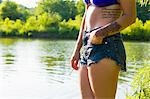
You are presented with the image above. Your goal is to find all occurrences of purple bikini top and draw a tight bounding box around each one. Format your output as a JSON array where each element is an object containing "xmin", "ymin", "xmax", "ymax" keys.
[{"xmin": 83, "ymin": 0, "xmax": 119, "ymax": 7}]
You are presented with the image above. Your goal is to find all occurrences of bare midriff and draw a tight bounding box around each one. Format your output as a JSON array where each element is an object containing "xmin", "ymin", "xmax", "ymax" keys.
[{"xmin": 85, "ymin": 4, "xmax": 122, "ymax": 31}]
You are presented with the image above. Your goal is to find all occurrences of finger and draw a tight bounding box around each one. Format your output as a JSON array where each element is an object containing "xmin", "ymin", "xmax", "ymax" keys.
[
  {"xmin": 71, "ymin": 61, "xmax": 75, "ymax": 69},
  {"xmin": 73, "ymin": 60, "xmax": 79, "ymax": 70},
  {"xmin": 71, "ymin": 59, "xmax": 78, "ymax": 70},
  {"xmin": 70, "ymin": 58, "xmax": 75, "ymax": 68}
]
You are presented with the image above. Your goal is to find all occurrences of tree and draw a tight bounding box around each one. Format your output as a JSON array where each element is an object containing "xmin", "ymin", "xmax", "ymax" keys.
[
  {"xmin": 138, "ymin": 0, "xmax": 149, "ymax": 6},
  {"xmin": 136, "ymin": 0, "xmax": 150, "ymax": 22},
  {"xmin": 35, "ymin": 0, "xmax": 77, "ymax": 21},
  {"xmin": 0, "ymin": 1, "xmax": 30, "ymax": 21},
  {"xmin": 137, "ymin": 2, "xmax": 150, "ymax": 23},
  {"xmin": 17, "ymin": 5, "xmax": 31, "ymax": 21},
  {"xmin": 76, "ymin": 0, "xmax": 85, "ymax": 16}
]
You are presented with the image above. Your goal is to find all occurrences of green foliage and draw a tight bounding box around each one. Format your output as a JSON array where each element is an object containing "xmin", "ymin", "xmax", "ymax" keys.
[
  {"xmin": 0, "ymin": 1, "xmax": 30, "ymax": 21},
  {"xmin": 36, "ymin": 0, "xmax": 77, "ymax": 21},
  {"xmin": 0, "ymin": 17, "xmax": 25, "ymax": 36},
  {"xmin": 0, "ymin": 0, "xmax": 149, "ymax": 39},
  {"xmin": 136, "ymin": 2, "xmax": 150, "ymax": 23},
  {"xmin": 20, "ymin": 12, "xmax": 61, "ymax": 36},
  {"xmin": 58, "ymin": 15, "xmax": 82, "ymax": 39},
  {"xmin": 0, "ymin": 12, "xmax": 61, "ymax": 37},
  {"xmin": 143, "ymin": 20, "xmax": 150, "ymax": 38},
  {"xmin": 17, "ymin": 6, "xmax": 31, "ymax": 21},
  {"xmin": 0, "ymin": 1, "xmax": 18, "ymax": 20},
  {"xmin": 121, "ymin": 18, "xmax": 150, "ymax": 41},
  {"xmin": 127, "ymin": 66, "xmax": 150, "ymax": 99},
  {"xmin": 0, "ymin": 18, "xmax": 15, "ymax": 35},
  {"xmin": 76, "ymin": 0, "xmax": 85, "ymax": 16},
  {"xmin": 121, "ymin": 18, "xmax": 143, "ymax": 35},
  {"xmin": 34, "ymin": 2, "xmax": 45, "ymax": 16},
  {"xmin": 13, "ymin": 19, "xmax": 24, "ymax": 35},
  {"xmin": 137, "ymin": 0, "xmax": 150, "ymax": 6}
]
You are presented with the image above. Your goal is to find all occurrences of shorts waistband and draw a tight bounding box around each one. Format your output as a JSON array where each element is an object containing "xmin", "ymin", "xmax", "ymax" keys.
[
  {"xmin": 84, "ymin": 26, "xmax": 102, "ymax": 33},
  {"xmin": 84, "ymin": 27, "xmax": 121, "ymax": 39}
]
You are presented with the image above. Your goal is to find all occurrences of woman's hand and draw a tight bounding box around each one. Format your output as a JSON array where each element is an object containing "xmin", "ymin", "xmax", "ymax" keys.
[
  {"xmin": 70, "ymin": 51, "xmax": 80, "ymax": 70},
  {"xmin": 88, "ymin": 31, "xmax": 104, "ymax": 45}
]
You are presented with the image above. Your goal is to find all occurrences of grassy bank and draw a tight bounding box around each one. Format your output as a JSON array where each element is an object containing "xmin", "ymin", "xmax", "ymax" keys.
[
  {"xmin": 0, "ymin": 1, "xmax": 149, "ymax": 41},
  {"xmin": 127, "ymin": 66, "xmax": 150, "ymax": 99},
  {"xmin": 0, "ymin": 17, "xmax": 150, "ymax": 41}
]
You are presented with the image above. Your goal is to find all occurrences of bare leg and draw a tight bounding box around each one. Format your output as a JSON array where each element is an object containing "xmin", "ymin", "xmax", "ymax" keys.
[
  {"xmin": 87, "ymin": 58, "xmax": 121, "ymax": 99},
  {"xmin": 79, "ymin": 65, "xmax": 95, "ymax": 99}
]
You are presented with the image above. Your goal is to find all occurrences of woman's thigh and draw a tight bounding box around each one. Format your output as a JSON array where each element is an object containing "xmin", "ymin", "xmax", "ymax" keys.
[
  {"xmin": 79, "ymin": 66, "xmax": 94, "ymax": 99},
  {"xmin": 87, "ymin": 58, "xmax": 121, "ymax": 99}
]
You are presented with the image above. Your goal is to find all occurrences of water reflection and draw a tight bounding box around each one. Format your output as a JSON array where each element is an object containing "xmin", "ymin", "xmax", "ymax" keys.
[
  {"xmin": 2, "ymin": 52, "xmax": 15, "ymax": 64},
  {"xmin": 119, "ymin": 42, "xmax": 150, "ymax": 83},
  {"xmin": 0, "ymin": 38, "xmax": 17, "ymax": 46},
  {"xmin": 38, "ymin": 40, "xmax": 75, "ymax": 83},
  {"xmin": 0, "ymin": 38, "xmax": 17, "ymax": 65},
  {"xmin": 0, "ymin": 38, "xmax": 150, "ymax": 99},
  {"xmin": 41, "ymin": 56, "xmax": 65, "ymax": 66}
]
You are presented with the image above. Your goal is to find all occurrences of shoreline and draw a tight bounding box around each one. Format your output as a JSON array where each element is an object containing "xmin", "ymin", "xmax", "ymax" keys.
[{"xmin": 0, "ymin": 35, "xmax": 150, "ymax": 42}]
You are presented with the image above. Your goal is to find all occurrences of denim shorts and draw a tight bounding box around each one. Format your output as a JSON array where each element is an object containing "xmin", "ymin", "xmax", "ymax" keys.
[{"xmin": 80, "ymin": 31, "xmax": 127, "ymax": 72}]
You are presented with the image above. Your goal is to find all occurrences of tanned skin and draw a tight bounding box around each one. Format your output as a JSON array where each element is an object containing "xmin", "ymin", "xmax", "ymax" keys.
[
  {"xmin": 89, "ymin": 0, "xmax": 136, "ymax": 44},
  {"xmin": 71, "ymin": 0, "xmax": 136, "ymax": 98}
]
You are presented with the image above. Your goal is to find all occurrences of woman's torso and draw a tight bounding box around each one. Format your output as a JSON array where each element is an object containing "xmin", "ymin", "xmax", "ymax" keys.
[{"xmin": 84, "ymin": 0, "xmax": 122, "ymax": 31}]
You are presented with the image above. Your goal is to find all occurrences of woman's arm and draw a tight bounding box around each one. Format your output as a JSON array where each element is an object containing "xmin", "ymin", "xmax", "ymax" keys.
[
  {"xmin": 95, "ymin": 0, "xmax": 137, "ymax": 37},
  {"xmin": 73, "ymin": 5, "xmax": 89, "ymax": 53},
  {"xmin": 71, "ymin": 5, "xmax": 90, "ymax": 70}
]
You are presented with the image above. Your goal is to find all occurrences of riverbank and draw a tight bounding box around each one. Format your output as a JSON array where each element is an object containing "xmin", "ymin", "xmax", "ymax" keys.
[
  {"xmin": 0, "ymin": 18, "xmax": 150, "ymax": 41},
  {"xmin": 0, "ymin": 1, "xmax": 149, "ymax": 42},
  {"xmin": 1, "ymin": 33, "xmax": 150, "ymax": 42}
]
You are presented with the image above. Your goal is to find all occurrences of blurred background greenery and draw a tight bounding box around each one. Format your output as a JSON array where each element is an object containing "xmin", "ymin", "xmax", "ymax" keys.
[
  {"xmin": 0, "ymin": 0, "xmax": 149, "ymax": 99},
  {"xmin": 0, "ymin": 0, "xmax": 149, "ymax": 40}
]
